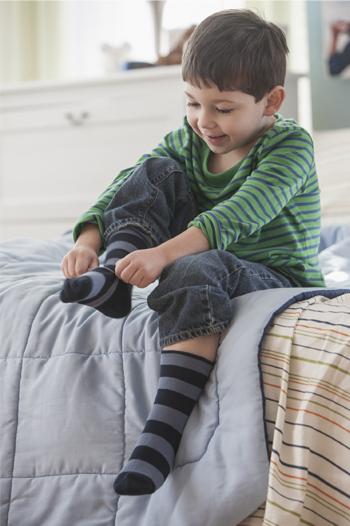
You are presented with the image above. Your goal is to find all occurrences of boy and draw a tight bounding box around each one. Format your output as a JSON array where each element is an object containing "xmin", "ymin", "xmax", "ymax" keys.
[{"xmin": 60, "ymin": 9, "xmax": 325, "ymax": 496}]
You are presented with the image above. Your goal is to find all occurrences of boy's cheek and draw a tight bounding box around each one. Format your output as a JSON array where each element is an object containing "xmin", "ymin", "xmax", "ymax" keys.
[
  {"xmin": 186, "ymin": 110, "xmax": 195, "ymax": 126},
  {"xmin": 186, "ymin": 117, "xmax": 200, "ymax": 136},
  {"xmin": 186, "ymin": 114, "xmax": 194, "ymax": 128}
]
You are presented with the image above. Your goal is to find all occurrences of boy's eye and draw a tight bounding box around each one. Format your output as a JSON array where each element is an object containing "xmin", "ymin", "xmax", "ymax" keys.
[
  {"xmin": 186, "ymin": 102, "xmax": 234, "ymax": 113},
  {"xmin": 216, "ymin": 108, "xmax": 234, "ymax": 114}
]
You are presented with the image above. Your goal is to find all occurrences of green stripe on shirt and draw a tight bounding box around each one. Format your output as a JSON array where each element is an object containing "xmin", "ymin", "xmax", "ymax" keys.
[{"xmin": 73, "ymin": 114, "xmax": 325, "ymax": 287}]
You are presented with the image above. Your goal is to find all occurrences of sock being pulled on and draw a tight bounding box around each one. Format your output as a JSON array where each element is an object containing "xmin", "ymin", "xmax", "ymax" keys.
[
  {"xmin": 113, "ymin": 349, "xmax": 214, "ymax": 495},
  {"xmin": 60, "ymin": 227, "xmax": 149, "ymax": 318}
]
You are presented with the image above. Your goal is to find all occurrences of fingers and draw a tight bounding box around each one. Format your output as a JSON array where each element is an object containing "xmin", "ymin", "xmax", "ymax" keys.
[
  {"xmin": 118, "ymin": 262, "xmax": 138, "ymax": 284},
  {"xmin": 61, "ymin": 252, "xmax": 98, "ymax": 278},
  {"xmin": 124, "ymin": 269, "xmax": 148, "ymax": 288},
  {"xmin": 115, "ymin": 259, "xmax": 149, "ymax": 287},
  {"xmin": 61, "ymin": 255, "xmax": 72, "ymax": 278},
  {"xmin": 67, "ymin": 255, "xmax": 78, "ymax": 277},
  {"xmin": 77, "ymin": 254, "xmax": 98, "ymax": 275},
  {"xmin": 115, "ymin": 256, "xmax": 132, "ymax": 279},
  {"xmin": 61, "ymin": 257, "xmax": 76, "ymax": 278},
  {"xmin": 129, "ymin": 270, "xmax": 147, "ymax": 288}
]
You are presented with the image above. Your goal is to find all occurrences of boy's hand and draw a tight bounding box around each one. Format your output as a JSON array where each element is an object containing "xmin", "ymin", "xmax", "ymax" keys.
[
  {"xmin": 61, "ymin": 246, "xmax": 99, "ymax": 278},
  {"xmin": 115, "ymin": 247, "xmax": 168, "ymax": 288}
]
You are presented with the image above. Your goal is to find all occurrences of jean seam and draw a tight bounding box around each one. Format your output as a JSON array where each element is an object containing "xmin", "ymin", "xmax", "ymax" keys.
[
  {"xmin": 159, "ymin": 322, "xmax": 229, "ymax": 347},
  {"xmin": 207, "ymin": 261, "xmax": 245, "ymax": 289},
  {"xmin": 245, "ymin": 272, "xmax": 291, "ymax": 285},
  {"xmin": 104, "ymin": 220, "xmax": 161, "ymax": 246},
  {"xmin": 147, "ymin": 160, "xmax": 184, "ymax": 186},
  {"xmin": 212, "ymin": 253, "xmax": 291, "ymax": 286},
  {"xmin": 221, "ymin": 266, "xmax": 290, "ymax": 296},
  {"xmin": 205, "ymin": 285, "xmax": 214, "ymax": 326},
  {"xmin": 139, "ymin": 165, "xmax": 188, "ymax": 220},
  {"xmin": 138, "ymin": 187, "xmax": 159, "ymax": 222}
]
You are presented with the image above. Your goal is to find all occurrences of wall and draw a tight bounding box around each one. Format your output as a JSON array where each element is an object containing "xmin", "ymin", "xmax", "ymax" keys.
[
  {"xmin": 307, "ymin": 0, "xmax": 349, "ymax": 130},
  {"xmin": 0, "ymin": 1, "xmax": 62, "ymax": 83}
]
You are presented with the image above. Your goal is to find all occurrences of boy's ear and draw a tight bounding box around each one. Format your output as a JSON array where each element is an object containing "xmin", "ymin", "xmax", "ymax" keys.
[{"xmin": 263, "ymin": 86, "xmax": 286, "ymax": 116}]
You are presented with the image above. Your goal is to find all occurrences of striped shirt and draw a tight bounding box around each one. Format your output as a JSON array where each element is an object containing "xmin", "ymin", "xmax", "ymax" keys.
[{"xmin": 74, "ymin": 114, "xmax": 325, "ymax": 287}]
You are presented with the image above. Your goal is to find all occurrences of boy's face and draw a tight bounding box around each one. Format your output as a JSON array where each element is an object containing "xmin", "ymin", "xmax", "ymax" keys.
[{"xmin": 184, "ymin": 82, "xmax": 274, "ymax": 161}]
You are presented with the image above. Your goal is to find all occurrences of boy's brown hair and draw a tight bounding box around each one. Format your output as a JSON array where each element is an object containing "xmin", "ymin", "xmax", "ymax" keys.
[{"xmin": 182, "ymin": 9, "xmax": 289, "ymax": 101}]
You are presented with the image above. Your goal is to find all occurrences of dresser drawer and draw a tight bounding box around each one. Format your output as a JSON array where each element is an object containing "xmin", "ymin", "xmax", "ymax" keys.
[{"xmin": 0, "ymin": 72, "xmax": 184, "ymax": 133}]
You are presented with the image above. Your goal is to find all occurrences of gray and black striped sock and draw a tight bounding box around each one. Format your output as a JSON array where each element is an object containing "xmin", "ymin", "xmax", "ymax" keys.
[
  {"xmin": 113, "ymin": 350, "xmax": 214, "ymax": 495},
  {"xmin": 60, "ymin": 227, "xmax": 149, "ymax": 318}
]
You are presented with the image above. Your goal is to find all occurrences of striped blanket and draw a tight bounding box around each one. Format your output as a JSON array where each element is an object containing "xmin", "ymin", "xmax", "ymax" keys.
[{"xmin": 241, "ymin": 293, "xmax": 350, "ymax": 526}]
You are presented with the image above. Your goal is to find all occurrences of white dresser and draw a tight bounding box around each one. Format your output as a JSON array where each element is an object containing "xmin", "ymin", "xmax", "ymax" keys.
[
  {"xmin": 0, "ymin": 66, "xmax": 185, "ymax": 240},
  {"xmin": 0, "ymin": 66, "xmax": 301, "ymax": 240}
]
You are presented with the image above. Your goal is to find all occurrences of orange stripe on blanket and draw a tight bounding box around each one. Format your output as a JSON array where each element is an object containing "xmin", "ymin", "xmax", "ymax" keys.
[
  {"xmin": 270, "ymin": 460, "xmax": 350, "ymax": 511},
  {"xmin": 270, "ymin": 459, "xmax": 307, "ymax": 482},
  {"xmin": 297, "ymin": 322, "xmax": 350, "ymax": 338},
  {"xmin": 288, "ymin": 378, "xmax": 350, "ymax": 404},
  {"xmin": 308, "ymin": 482, "xmax": 350, "ymax": 511},
  {"xmin": 286, "ymin": 406, "xmax": 350, "ymax": 433}
]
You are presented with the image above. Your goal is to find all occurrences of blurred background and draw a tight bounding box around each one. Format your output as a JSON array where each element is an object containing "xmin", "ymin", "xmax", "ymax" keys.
[
  {"xmin": 0, "ymin": 0, "xmax": 349, "ymax": 240},
  {"xmin": 0, "ymin": 0, "xmax": 309, "ymax": 81},
  {"xmin": 1, "ymin": 0, "xmax": 349, "ymax": 129}
]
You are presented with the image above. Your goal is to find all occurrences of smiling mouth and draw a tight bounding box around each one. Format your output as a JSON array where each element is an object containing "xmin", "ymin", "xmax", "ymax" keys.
[{"xmin": 205, "ymin": 134, "xmax": 227, "ymax": 144}]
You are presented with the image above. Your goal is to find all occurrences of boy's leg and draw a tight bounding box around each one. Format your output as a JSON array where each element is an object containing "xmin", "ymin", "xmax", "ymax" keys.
[
  {"xmin": 60, "ymin": 157, "xmax": 197, "ymax": 317},
  {"xmin": 114, "ymin": 250, "xmax": 293, "ymax": 495},
  {"xmin": 114, "ymin": 334, "xmax": 218, "ymax": 495}
]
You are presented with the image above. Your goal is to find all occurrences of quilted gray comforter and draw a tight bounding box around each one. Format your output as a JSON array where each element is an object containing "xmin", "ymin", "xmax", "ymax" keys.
[{"xmin": 0, "ymin": 230, "xmax": 348, "ymax": 526}]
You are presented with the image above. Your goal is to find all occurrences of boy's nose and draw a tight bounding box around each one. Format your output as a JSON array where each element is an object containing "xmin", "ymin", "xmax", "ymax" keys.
[{"xmin": 198, "ymin": 112, "xmax": 216, "ymax": 130}]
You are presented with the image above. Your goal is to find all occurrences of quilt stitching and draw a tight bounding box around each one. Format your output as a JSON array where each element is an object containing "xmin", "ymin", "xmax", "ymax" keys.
[{"xmin": 5, "ymin": 293, "xmax": 53, "ymax": 526}]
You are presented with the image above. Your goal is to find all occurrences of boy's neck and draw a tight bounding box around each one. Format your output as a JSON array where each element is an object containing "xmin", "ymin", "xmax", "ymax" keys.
[{"xmin": 208, "ymin": 150, "xmax": 246, "ymax": 174}]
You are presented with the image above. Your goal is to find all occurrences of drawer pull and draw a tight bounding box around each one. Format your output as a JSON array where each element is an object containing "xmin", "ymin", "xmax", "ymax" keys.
[{"xmin": 65, "ymin": 112, "xmax": 90, "ymax": 126}]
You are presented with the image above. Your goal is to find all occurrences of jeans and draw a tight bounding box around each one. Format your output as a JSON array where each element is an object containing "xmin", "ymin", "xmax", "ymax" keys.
[{"xmin": 104, "ymin": 157, "xmax": 294, "ymax": 347}]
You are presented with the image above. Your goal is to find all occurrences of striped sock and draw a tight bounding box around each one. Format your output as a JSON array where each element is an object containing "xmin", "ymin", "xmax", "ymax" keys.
[
  {"xmin": 60, "ymin": 227, "xmax": 149, "ymax": 318},
  {"xmin": 113, "ymin": 350, "xmax": 214, "ymax": 495}
]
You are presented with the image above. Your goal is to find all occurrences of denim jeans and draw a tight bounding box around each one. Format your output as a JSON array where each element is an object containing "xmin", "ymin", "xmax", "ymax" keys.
[{"xmin": 104, "ymin": 157, "xmax": 294, "ymax": 347}]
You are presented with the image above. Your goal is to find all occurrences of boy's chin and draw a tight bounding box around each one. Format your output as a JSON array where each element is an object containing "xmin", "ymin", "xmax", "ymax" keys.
[{"xmin": 207, "ymin": 143, "xmax": 234, "ymax": 154}]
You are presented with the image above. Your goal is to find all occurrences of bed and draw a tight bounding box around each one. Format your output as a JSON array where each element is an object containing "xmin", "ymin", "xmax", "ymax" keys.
[{"xmin": 1, "ymin": 128, "xmax": 350, "ymax": 526}]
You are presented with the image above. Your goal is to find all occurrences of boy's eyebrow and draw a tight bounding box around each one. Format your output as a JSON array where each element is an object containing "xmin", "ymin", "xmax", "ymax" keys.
[{"xmin": 184, "ymin": 91, "xmax": 238, "ymax": 104}]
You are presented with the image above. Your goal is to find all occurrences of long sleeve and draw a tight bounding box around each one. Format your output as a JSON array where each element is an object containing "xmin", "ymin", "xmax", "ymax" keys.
[{"xmin": 188, "ymin": 130, "xmax": 314, "ymax": 251}]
